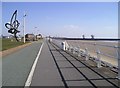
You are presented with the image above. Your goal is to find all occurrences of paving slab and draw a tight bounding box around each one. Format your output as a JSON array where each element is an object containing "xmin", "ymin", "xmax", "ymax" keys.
[
  {"xmin": 61, "ymin": 68, "xmax": 85, "ymax": 80},
  {"xmin": 78, "ymin": 68, "xmax": 102, "ymax": 79},
  {"xmin": 67, "ymin": 81, "xmax": 93, "ymax": 86},
  {"xmin": 91, "ymin": 80, "xmax": 114, "ymax": 86},
  {"xmin": 57, "ymin": 61, "xmax": 73, "ymax": 68},
  {"xmin": 70, "ymin": 61, "xmax": 86, "ymax": 67}
]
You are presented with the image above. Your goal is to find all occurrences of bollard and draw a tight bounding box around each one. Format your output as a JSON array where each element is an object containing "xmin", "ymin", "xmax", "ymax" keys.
[
  {"xmin": 85, "ymin": 48, "xmax": 89, "ymax": 60},
  {"xmin": 96, "ymin": 49, "xmax": 102, "ymax": 68}
]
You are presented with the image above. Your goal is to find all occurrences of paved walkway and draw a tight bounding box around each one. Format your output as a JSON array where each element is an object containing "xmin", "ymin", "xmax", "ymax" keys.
[
  {"xmin": 2, "ymin": 39, "xmax": 119, "ymax": 87},
  {"xmin": 30, "ymin": 40, "xmax": 119, "ymax": 87},
  {"xmin": 31, "ymin": 40, "xmax": 63, "ymax": 86}
]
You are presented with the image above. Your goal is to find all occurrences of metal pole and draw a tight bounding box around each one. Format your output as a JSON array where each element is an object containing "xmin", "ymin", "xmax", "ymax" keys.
[{"xmin": 23, "ymin": 12, "xmax": 26, "ymax": 43}]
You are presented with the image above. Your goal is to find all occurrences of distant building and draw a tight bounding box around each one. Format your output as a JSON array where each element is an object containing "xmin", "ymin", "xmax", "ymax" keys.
[
  {"xmin": 2, "ymin": 36, "xmax": 10, "ymax": 39},
  {"xmin": 25, "ymin": 34, "xmax": 36, "ymax": 41},
  {"xmin": 36, "ymin": 34, "xmax": 42, "ymax": 40},
  {"xmin": 9, "ymin": 35, "xmax": 14, "ymax": 38}
]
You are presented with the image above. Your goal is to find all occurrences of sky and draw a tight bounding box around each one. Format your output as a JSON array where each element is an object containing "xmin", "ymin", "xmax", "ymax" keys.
[{"xmin": 2, "ymin": 2, "xmax": 118, "ymax": 38}]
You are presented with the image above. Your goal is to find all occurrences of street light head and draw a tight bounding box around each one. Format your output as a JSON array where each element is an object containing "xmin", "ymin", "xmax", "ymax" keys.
[{"xmin": 23, "ymin": 14, "xmax": 27, "ymax": 17}]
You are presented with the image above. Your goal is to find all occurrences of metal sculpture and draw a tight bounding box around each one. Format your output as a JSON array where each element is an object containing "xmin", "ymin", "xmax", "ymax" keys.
[{"xmin": 5, "ymin": 10, "xmax": 20, "ymax": 41}]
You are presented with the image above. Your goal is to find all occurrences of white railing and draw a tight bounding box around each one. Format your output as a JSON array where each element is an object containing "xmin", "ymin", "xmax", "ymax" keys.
[
  {"xmin": 50, "ymin": 38, "xmax": 120, "ymax": 79},
  {"xmin": 68, "ymin": 42, "xmax": 118, "ymax": 67}
]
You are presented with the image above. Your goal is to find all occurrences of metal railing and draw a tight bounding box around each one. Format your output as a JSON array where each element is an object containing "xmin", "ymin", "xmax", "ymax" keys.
[{"xmin": 49, "ymin": 37, "xmax": 120, "ymax": 79}]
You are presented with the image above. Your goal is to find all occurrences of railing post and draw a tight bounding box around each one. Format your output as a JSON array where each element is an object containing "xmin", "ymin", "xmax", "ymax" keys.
[
  {"xmin": 71, "ymin": 46, "xmax": 73, "ymax": 53},
  {"xmin": 65, "ymin": 41, "xmax": 69, "ymax": 50},
  {"xmin": 118, "ymin": 54, "xmax": 120, "ymax": 80},
  {"xmin": 114, "ymin": 45, "xmax": 120, "ymax": 80},
  {"xmin": 48, "ymin": 37, "xmax": 52, "ymax": 42},
  {"xmin": 116, "ymin": 45, "xmax": 120, "ymax": 80},
  {"xmin": 73, "ymin": 47, "xmax": 76, "ymax": 54},
  {"xmin": 69, "ymin": 46, "xmax": 73, "ymax": 52},
  {"xmin": 78, "ymin": 47, "xmax": 81, "ymax": 57},
  {"xmin": 61, "ymin": 42, "xmax": 66, "ymax": 50},
  {"xmin": 68, "ymin": 46, "xmax": 71, "ymax": 52},
  {"xmin": 85, "ymin": 48, "xmax": 89, "ymax": 60},
  {"xmin": 96, "ymin": 49, "xmax": 102, "ymax": 68},
  {"xmin": 94, "ymin": 42, "xmax": 101, "ymax": 68}
]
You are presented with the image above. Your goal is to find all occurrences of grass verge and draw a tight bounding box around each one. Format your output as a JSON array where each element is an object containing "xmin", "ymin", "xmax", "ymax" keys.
[{"xmin": 2, "ymin": 38, "xmax": 29, "ymax": 51}]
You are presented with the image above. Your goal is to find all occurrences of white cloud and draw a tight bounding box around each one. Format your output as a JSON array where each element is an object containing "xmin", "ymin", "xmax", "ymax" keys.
[{"xmin": 63, "ymin": 24, "xmax": 80, "ymax": 30}]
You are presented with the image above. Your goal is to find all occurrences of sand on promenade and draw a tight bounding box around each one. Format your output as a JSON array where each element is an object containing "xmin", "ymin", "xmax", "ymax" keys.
[
  {"xmin": 66, "ymin": 40, "xmax": 118, "ymax": 67},
  {"xmin": 52, "ymin": 39, "xmax": 118, "ymax": 67}
]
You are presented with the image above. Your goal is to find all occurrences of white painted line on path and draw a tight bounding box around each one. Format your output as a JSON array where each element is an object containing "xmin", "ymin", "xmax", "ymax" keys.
[{"xmin": 24, "ymin": 42, "xmax": 44, "ymax": 87}]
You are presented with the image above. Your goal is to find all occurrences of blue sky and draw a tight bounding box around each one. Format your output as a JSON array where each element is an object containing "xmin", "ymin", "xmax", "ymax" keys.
[{"xmin": 2, "ymin": 2, "xmax": 118, "ymax": 38}]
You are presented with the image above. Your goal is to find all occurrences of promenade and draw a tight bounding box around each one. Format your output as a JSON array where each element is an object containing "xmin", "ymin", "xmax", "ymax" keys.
[
  {"xmin": 30, "ymin": 39, "xmax": 119, "ymax": 87},
  {"xmin": 2, "ymin": 39, "xmax": 119, "ymax": 87}
]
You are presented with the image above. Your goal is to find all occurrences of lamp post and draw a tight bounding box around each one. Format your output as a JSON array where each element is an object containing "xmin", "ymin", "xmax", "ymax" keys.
[
  {"xmin": 34, "ymin": 27, "xmax": 37, "ymax": 35},
  {"xmin": 23, "ymin": 12, "xmax": 26, "ymax": 43}
]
